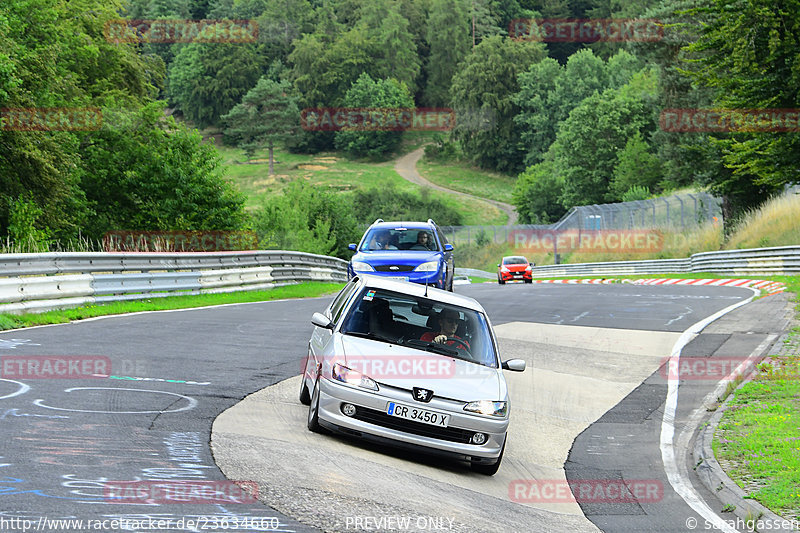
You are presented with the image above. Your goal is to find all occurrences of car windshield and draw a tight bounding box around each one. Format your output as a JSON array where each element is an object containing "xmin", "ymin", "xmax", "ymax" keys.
[
  {"xmin": 503, "ymin": 257, "xmax": 528, "ymax": 265},
  {"xmin": 340, "ymin": 287, "xmax": 498, "ymax": 368},
  {"xmin": 360, "ymin": 228, "xmax": 440, "ymax": 252}
]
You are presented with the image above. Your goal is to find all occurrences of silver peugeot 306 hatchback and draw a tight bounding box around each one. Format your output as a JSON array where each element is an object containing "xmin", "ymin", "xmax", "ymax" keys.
[{"xmin": 299, "ymin": 275, "xmax": 526, "ymax": 475}]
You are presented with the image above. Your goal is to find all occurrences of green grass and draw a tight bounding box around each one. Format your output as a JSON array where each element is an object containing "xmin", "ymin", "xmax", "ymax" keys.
[
  {"xmin": 216, "ymin": 141, "xmax": 507, "ymax": 225},
  {"xmin": 712, "ymin": 275, "xmax": 800, "ymax": 519},
  {"xmin": 417, "ymin": 157, "xmax": 517, "ymax": 204},
  {"xmin": 0, "ymin": 282, "xmax": 344, "ymax": 331}
]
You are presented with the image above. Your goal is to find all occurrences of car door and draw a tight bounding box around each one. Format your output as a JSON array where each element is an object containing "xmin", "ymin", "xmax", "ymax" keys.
[{"xmin": 435, "ymin": 224, "xmax": 455, "ymax": 288}]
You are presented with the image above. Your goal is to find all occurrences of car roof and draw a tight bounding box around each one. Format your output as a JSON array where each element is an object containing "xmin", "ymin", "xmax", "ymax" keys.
[
  {"xmin": 354, "ymin": 275, "xmax": 485, "ymax": 312},
  {"xmin": 369, "ymin": 221, "xmax": 435, "ymax": 230},
  {"xmin": 502, "ymin": 255, "xmax": 528, "ymax": 261}
]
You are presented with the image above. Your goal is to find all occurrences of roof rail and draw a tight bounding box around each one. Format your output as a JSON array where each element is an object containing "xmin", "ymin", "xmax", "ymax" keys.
[{"xmin": 373, "ymin": 218, "xmax": 384, "ymax": 225}]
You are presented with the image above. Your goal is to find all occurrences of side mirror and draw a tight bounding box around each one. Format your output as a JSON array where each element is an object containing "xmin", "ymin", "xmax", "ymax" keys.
[
  {"xmin": 502, "ymin": 359, "xmax": 526, "ymax": 372},
  {"xmin": 311, "ymin": 312, "xmax": 333, "ymax": 330},
  {"xmin": 497, "ymin": 264, "xmax": 501, "ymax": 267},
  {"xmin": 348, "ymin": 243, "xmax": 357, "ymax": 251},
  {"xmin": 444, "ymin": 244, "xmax": 454, "ymax": 252}
]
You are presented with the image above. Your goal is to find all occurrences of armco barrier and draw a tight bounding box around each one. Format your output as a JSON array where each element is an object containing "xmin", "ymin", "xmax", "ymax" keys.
[
  {"xmin": 0, "ymin": 251, "xmax": 349, "ymax": 314},
  {"xmin": 531, "ymin": 246, "xmax": 800, "ymax": 278}
]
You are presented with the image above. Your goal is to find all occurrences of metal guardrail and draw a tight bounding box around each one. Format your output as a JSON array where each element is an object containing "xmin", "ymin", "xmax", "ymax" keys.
[
  {"xmin": 529, "ymin": 246, "xmax": 800, "ymax": 278},
  {"xmin": 0, "ymin": 251, "xmax": 349, "ymax": 314}
]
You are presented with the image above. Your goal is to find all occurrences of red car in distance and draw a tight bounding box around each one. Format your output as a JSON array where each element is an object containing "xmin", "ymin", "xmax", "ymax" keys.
[{"xmin": 497, "ymin": 256, "xmax": 533, "ymax": 284}]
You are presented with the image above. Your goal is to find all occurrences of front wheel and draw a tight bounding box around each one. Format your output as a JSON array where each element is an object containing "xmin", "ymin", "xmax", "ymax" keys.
[
  {"xmin": 307, "ymin": 378, "xmax": 322, "ymax": 433},
  {"xmin": 524, "ymin": 278, "xmax": 532, "ymax": 284},
  {"xmin": 498, "ymin": 277, "xmax": 505, "ymax": 285},
  {"xmin": 299, "ymin": 374, "xmax": 311, "ymax": 405},
  {"xmin": 471, "ymin": 438, "xmax": 505, "ymax": 475}
]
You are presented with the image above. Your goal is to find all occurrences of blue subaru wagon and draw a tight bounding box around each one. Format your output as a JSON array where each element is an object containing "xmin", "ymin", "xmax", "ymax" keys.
[{"xmin": 347, "ymin": 219, "xmax": 455, "ymax": 291}]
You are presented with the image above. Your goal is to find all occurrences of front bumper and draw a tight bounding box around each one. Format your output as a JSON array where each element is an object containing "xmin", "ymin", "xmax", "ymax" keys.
[
  {"xmin": 349, "ymin": 268, "xmax": 446, "ymax": 289},
  {"xmin": 499, "ymin": 270, "xmax": 532, "ymax": 281},
  {"xmin": 317, "ymin": 377, "xmax": 507, "ymax": 461}
]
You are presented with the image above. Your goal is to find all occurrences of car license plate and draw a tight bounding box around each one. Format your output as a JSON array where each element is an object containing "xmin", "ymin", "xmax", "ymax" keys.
[
  {"xmin": 387, "ymin": 402, "xmax": 449, "ymax": 427},
  {"xmin": 385, "ymin": 276, "xmax": 409, "ymax": 282}
]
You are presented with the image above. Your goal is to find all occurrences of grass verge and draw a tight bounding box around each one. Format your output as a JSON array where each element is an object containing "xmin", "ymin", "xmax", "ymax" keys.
[
  {"xmin": 0, "ymin": 282, "xmax": 344, "ymax": 331},
  {"xmin": 416, "ymin": 157, "xmax": 516, "ymax": 204},
  {"xmin": 712, "ymin": 274, "xmax": 800, "ymax": 519}
]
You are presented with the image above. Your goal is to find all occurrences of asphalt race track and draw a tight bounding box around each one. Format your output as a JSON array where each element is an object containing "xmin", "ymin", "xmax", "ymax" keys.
[{"xmin": 0, "ymin": 283, "xmax": 792, "ymax": 532}]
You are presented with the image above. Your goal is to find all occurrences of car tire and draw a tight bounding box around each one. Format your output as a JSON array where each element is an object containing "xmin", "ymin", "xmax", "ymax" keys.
[
  {"xmin": 498, "ymin": 277, "xmax": 505, "ymax": 285},
  {"xmin": 471, "ymin": 439, "xmax": 505, "ymax": 476},
  {"xmin": 307, "ymin": 377, "xmax": 322, "ymax": 433},
  {"xmin": 524, "ymin": 279, "xmax": 532, "ymax": 284},
  {"xmin": 299, "ymin": 374, "xmax": 311, "ymax": 406}
]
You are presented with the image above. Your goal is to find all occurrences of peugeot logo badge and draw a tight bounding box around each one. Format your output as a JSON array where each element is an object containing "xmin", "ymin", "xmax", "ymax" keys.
[{"xmin": 412, "ymin": 387, "xmax": 433, "ymax": 403}]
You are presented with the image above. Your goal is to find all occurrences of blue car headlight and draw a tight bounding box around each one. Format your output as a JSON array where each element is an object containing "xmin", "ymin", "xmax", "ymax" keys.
[{"xmin": 414, "ymin": 260, "xmax": 439, "ymax": 272}]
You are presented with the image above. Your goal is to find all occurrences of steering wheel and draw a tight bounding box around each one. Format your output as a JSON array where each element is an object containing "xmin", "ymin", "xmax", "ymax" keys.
[
  {"xmin": 410, "ymin": 244, "xmax": 428, "ymax": 250},
  {"xmin": 443, "ymin": 337, "xmax": 469, "ymax": 350}
]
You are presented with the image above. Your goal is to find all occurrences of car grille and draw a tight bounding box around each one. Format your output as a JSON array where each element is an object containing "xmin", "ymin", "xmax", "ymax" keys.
[
  {"xmin": 351, "ymin": 406, "xmax": 476, "ymax": 444},
  {"xmin": 374, "ymin": 265, "xmax": 416, "ymax": 272}
]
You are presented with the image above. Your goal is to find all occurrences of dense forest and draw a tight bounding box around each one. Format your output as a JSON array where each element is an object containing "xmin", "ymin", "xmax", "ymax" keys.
[{"xmin": 1, "ymin": 0, "xmax": 798, "ymax": 255}]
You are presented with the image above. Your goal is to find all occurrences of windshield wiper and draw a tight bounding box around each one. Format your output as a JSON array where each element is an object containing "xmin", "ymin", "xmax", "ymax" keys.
[
  {"xmin": 343, "ymin": 331, "xmax": 398, "ymax": 344},
  {"xmin": 404, "ymin": 339, "xmax": 458, "ymax": 357}
]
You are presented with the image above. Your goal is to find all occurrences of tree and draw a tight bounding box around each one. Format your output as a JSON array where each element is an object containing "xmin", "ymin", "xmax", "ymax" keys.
[
  {"xmin": 683, "ymin": 0, "xmax": 800, "ymax": 215},
  {"xmin": 358, "ymin": 0, "xmax": 421, "ymax": 94},
  {"xmin": 76, "ymin": 102, "xmax": 247, "ymax": 238},
  {"xmin": 222, "ymin": 78, "xmax": 300, "ymax": 174},
  {"xmin": 334, "ymin": 73, "xmax": 415, "ymax": 158},
  {"xmin": 554, "ymin": 70, "xmax": 659, "ymax": 209},
  {"xmin": 513, "ymin": 57, "xmax": 562, "ymax": 166},
  {"xmin": 168, "ymin": 43, "xmax": 265, "ymax": 128},
  {"xmin": 512, "ymin": 159, "xmax": 568, "ymax": 223},
  {"xmin": 424, "ymin": 0, "xmax": 471, "ymax": 107},
  {"xmin": 610, "ymin": 132, "xmax": 664, "ymax": 201},
  {"xmin": 450, "ymin": 35, "xmax": 545, "ymax": 173}
]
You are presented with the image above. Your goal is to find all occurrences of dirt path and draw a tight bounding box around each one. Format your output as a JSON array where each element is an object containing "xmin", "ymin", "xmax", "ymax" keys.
[{"xmin": 393, "ymin": 146, "xmax": 518, "ymax": 225}]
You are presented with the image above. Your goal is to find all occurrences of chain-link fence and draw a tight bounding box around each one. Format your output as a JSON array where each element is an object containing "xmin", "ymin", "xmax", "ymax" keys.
[{"xmin": 441, "ymin": 193, "xmax": 722, "ymax": 247}]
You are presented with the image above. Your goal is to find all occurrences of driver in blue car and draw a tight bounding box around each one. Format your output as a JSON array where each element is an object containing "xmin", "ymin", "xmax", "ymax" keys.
[{"xmin": 420, "ymin": 308, "xmax": 469, "ymax": 348}]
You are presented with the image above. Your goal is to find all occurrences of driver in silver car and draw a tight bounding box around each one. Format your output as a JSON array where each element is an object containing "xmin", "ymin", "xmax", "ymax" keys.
[{"xmin": 420, "ymin": 308, "xmax": 469, "ymax": 348}]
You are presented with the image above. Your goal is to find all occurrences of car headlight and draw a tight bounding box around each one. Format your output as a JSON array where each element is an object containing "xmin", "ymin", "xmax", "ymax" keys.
[
  {"xmin": 464, "ymin": 400, "xmax": 507, "ymax": 417},
  {"xmin": 525, "ymin": 265, "xmax": 532, "ymax": 271},
  {"xmin": 500, "ymin": 266, "xmax": 509, "ymax": 272},
  {"xmin": 414, "ymin": 260, "xmax": 439, "ymax": 272},
  {"xmin": 332, "ymin": 363, "xmax": 378, "ymax": 391},
  {"xmin": 351, "ymin": 261, "xmax": 374, "ymax": 272}
]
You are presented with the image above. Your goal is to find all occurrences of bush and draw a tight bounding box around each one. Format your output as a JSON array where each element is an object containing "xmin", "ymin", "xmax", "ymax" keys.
[{"xmin": 350, "ymin": 184, "xmax": 463, "ymax": 226}]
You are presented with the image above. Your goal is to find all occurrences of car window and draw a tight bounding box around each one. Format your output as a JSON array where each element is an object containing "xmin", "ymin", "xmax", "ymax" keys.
[
  {"xmin": 328, "ymin": 278, "xmax": 360, "ymax": 322},
  {"xmin": 360, "ymin": 227, "xmax": 440, "ymax": 251},
  {"xmin": 340, "ymin": 287, "xmax": 498, "ymax": 367},
  {"xmin": 503, "ymin": 257, "xmax": 528, "ymax": 265}
]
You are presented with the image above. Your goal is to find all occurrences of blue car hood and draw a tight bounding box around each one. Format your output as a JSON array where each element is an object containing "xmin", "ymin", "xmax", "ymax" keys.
[{"xmin": 351, "ymin": 250, "xmax": 441, "ymax": 267}]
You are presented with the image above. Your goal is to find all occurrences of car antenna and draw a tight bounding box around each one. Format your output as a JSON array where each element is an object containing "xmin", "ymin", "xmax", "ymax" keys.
[{"xmin": 424, "ymin": 279, "xmax": 429, "ymax": 297}]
